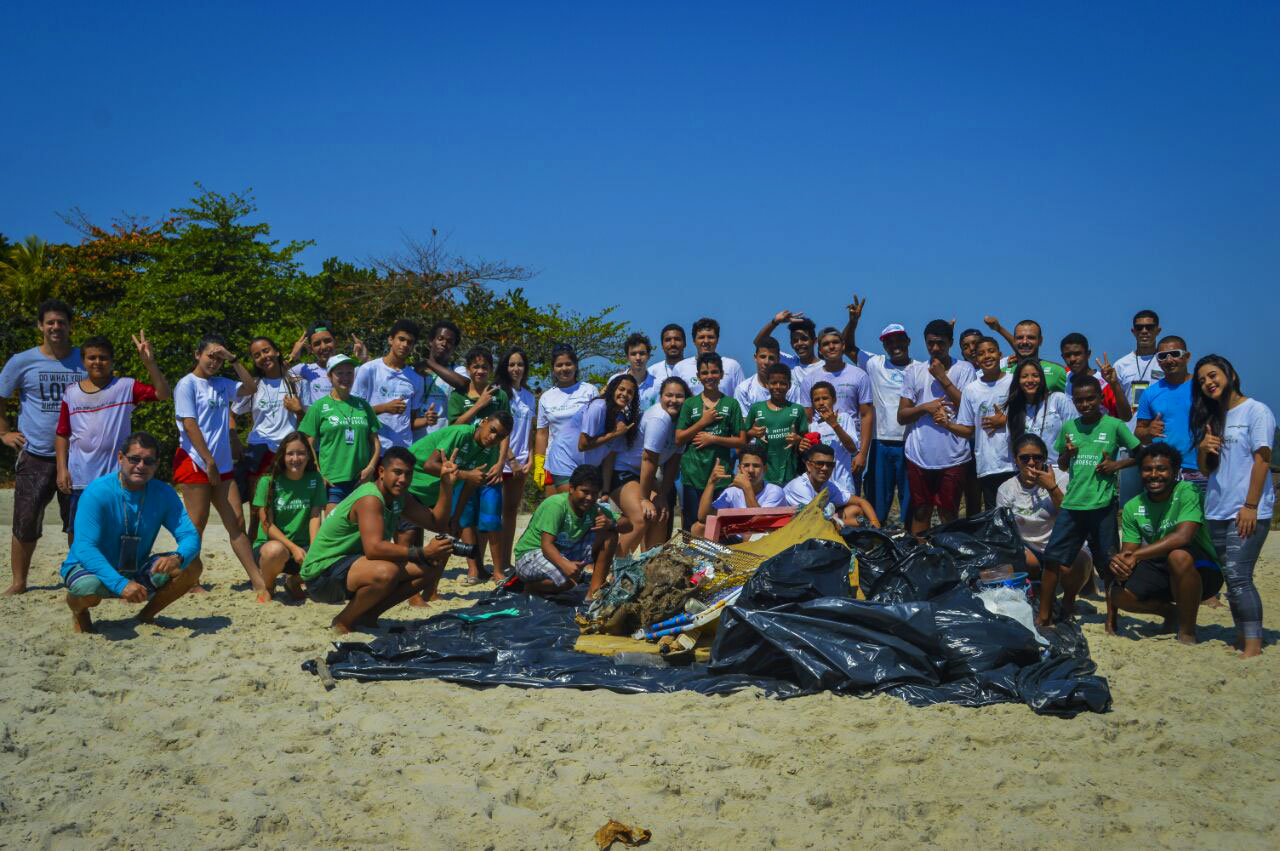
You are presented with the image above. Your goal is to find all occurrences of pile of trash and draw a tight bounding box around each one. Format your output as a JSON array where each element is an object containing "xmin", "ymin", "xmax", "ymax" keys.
[{"xmin": 304, "ymin": 508, "xmax": 1112, "ymax": 716}]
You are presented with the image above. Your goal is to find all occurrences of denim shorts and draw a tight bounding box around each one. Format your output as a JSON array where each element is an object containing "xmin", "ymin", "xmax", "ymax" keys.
[
  {"xmin": 1043, "ymin": 502, "xmax": 1119, "ymax": 578},
  {"xmin": 305, "ymin": 554, "xmax": 361, "ymax": 604},
  {"xmin": 327, "ymin": 481, "xmax": 358, "ymax": 504}
]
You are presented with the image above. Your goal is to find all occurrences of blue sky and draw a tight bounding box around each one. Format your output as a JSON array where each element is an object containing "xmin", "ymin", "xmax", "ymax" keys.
[{"xmin": 4, "ymin": 2, "xmax": 1278, "ymax": 406}]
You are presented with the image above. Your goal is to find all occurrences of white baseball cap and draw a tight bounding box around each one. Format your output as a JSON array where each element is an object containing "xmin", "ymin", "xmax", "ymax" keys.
[
  {"xmin": 879, "ymin": 323, "xmax": 908, "ymax": 340},
  {"xmin": 326, "ymin": 353, "xmax": 356, "ymax": 374}
]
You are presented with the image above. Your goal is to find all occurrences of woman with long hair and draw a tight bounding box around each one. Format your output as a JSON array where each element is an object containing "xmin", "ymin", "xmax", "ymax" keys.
[
  {"xmin": 447, "ymin": 346, "xmax": 510, "ymax": 583},
  {"xmin": 533, "ymin": 344, "xmax": 597, "ymax": 495},
  {"xmin": 996, "ymin": 433, "xmax": 1093, "ymax": 582},
  {"xmin": 631, "ymin": 376, "xmax": 689, "ymax": 549},
  {"xmin": 252, "ymin": 431, "xmax": 323, "ymax": 601},
  {"xmin": 1004, "ymin": 357, "xmax": 1077, "ymax": 464},
  {"xmin": 173, "ymin": 334, "xmax": 267, "ymax": 597},
  {"xmin": 582, "ymin": 375, "xmax": 645, "ymax": 550},
  {"xmin": 1192, "ymin": 354, "xmax": 1274, "ymax": 658},
  {"xmin": 233, "ymin": 337, "xmax": 303, "ymax": 538},
  {"xmin": 495, "ymin": 347, "xmax": 536, "ymax": 574}
]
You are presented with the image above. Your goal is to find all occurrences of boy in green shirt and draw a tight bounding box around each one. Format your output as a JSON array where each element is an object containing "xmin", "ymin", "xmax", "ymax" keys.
[
  {"xmin": 745, "ymin": 363, "xmax": 808, "ymax": 485},
  {"xmin": 300, "ymin": 447, "xmax": 458, "ymax": 633},
  {"xmin": 1038, "ymin": 375, "xmax": 1141, "ymax": 626},
  {"xmin": 676, "ymin": 353, "xmax": 747, "ymax": 531},
  {"xmin": 513, "ymin": 464, "xmax": 630, "ymax": 597},
  {"xmin": 1109, "ymin": 443, "xmax": 1223, "ymax": 644}
]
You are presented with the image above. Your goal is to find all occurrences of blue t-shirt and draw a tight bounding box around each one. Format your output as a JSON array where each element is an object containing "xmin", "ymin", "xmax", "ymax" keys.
[
  {"xmin": 1136, "ymin": 377, "xmax": 1195, "ymax": 470},
  {"xmin": 59, "ymin": 473, "xmax": 202, "ymax": 595},
  {"xmin": 0, "ymin": 347, "xmax": 85, "ymax": 457}
]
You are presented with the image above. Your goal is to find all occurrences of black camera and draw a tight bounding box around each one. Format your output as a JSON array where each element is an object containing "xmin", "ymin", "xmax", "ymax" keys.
[{"xmin": 435, "ymin": 534, "xmax": 476, "ymax": 558}]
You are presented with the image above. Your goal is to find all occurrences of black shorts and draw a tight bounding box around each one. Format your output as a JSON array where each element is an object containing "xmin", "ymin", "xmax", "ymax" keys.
[
  {"xmin": 13, "ymin": 450, "xmax": 71, "ymax": 541},
  {"xmin": 304, "ymin": 554, "xmax": 361, "ymax": 604},
  {"xmin": 1043, "ymin": 502, "xmax": 1120, "ymax": 578},
  {"xmin": 1122, "ymin": 557, "xmax": 1224, "ymax": 603},
  {"xmin": 252, "ymin": 543, "xmax": 301, "ymax": 575},
  {"xmin": 611, "ymin": 470, "xmax": 641, "ymax": 490}
]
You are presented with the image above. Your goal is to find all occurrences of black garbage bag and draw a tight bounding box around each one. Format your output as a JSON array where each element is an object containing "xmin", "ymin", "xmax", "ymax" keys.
[
  {"xmin": 846, "ymin": 527, "xmax": 966, "ymax": 603},
  {"xmin": 924, "ymin": 508, "xmax": 1027, "ymax": 578},
  {"xmin": 735, "ymin": 539, "xmax": 852, "ymax": 609}
]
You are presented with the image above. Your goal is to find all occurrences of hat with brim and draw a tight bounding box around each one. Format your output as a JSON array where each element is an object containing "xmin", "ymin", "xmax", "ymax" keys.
[
  {"xmin": 879, "ymin": 323, "xmax": 908, "ymax": 340},
  {"xmin": 326, "ymin": 353, "xmax": 355, "ymax": 374}
]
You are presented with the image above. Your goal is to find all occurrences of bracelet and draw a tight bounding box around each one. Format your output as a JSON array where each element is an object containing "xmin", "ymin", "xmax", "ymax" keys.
[
  {"xmin": 1244, "ymin": 503, "xmax": 1258, "ymax": 510},
  {"xmin": 407, "ymin": 545, "xmax": 424, "ymax": 563}
]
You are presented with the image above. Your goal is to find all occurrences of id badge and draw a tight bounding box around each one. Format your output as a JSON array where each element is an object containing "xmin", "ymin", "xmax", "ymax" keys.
[
  {"xmin": 1130, "ymin": 380, "xmax": 1150, "ymax": 406},
  {"xmin": 345, "ymin": 428, "xmax": 356, "ymax": 445},
  {"xmin": 117, "ymin": 534, "xmax": 141, "ymax": 573}
]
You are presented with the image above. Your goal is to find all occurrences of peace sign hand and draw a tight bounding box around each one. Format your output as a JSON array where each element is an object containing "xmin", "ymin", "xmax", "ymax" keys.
[
  {"xmin": 351, "ymin": 334, "xmax": 368, "ymax": 361},
  {"xmin": 439, "ymin": 448, "xmax": 461, "ymax": 481},
  {"xmin": 1096, "ymin": 352, "xmax": 1118, "ymax": 385},
  {"xmin": 131, "ymin": 330, "xmax": 156, "ymax": 363},
  {"xmin": 847, "ymin": 295, "xmax": 866, "ymax": 322}
]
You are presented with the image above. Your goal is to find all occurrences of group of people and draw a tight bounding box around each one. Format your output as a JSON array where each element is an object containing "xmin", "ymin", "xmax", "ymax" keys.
[{"xmin": 0, "ymin": 297, "xmax": 1272, "ymax": 657}]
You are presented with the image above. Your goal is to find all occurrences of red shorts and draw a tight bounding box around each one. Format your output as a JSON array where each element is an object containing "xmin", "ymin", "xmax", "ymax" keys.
[
  {"xmin": 173, "ymin": 447, "xmax": 235, "ymax": 485},
  {"xmin": 906, "ymin": 461, "xmax": 967, "ymax": 514}
]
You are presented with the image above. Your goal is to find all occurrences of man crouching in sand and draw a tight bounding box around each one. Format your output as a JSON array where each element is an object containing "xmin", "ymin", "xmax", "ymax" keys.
[
  {"xmin": 299, "ymin": 447, "xmax": 457, "ymax": 633},
  {"xmin": 60, "ymin": 432, "xmax": 203, "ymax": 633}
]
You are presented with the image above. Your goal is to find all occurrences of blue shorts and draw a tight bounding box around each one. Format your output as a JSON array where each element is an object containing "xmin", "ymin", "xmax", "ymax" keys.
[
  {"xmin": 62, "ymin": 552, "xmax": 187, "ymax": 598},
  {"xmin": 454, "ymin": 482, "xmax": 502, "ymax": 532},
  {"xmin": 305, "ymin": 554, "xmax": 361, "ymax": 604},
  {"xmin": 327, "ymin": 481, "xmax": 358, "ymax": 504}
]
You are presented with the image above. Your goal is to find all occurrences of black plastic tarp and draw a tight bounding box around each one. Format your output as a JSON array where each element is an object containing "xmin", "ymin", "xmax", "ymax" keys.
[{"xmin": 305, "ymin": 513, "xmax": 1111, "ymax": 715}]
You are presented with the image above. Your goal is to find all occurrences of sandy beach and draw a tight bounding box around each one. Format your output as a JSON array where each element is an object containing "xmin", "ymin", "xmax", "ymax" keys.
[{"xmin": 1, "ymin": 492, "xmax": 1277, "ymax": 849}]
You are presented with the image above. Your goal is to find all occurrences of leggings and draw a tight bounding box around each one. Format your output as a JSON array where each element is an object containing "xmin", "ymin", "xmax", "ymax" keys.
[{"xmin": 1209, "ymin": 518, "xmax": 1269, "ymax": 641}]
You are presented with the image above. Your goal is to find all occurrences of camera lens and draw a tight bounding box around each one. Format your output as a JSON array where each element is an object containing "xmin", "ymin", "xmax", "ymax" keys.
[{"xmin": 451, "ymin": 540, "xmax": 477, "ymax": 558}]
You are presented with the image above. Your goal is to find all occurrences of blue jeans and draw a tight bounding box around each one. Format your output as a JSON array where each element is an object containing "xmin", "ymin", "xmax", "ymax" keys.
[{"xmin": 868, "ymin": 439, "xmax": 909, "ymax": 526}]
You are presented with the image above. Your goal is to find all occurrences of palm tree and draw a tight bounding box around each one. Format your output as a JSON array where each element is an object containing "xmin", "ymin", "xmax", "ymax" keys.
[{"xmin": 0, "ymin": 235, "xmax": 56, "ymax": 306}]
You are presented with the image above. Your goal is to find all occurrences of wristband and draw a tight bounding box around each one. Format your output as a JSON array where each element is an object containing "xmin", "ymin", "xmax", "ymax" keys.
[
  {"xmin": 1244, "ymin": 502, "xmax": 1258, "ymax": 510},
  {"xmin": 407, "ymin": 545, "xmax": 425, "ymax": 563}
]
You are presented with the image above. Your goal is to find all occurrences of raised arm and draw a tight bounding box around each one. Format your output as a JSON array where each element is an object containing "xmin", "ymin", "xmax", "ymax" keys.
[
  {"xmin": 754, "ymin": 310, "xmax": 804, "ymax": 350},
  {"xmin": 982, "ymin": 316, "xmax": 1017, "ymax": 351},
  {"xmin": 841, "ymin": 295, "xmax": 866, "ymax": 361},
  {"xmin": 132, "ymin": 331, "xmax": 171, "ymax": 401},
  {"xmin": 420, "ymin": 356, "xmax": 470, "ymax": 392}
]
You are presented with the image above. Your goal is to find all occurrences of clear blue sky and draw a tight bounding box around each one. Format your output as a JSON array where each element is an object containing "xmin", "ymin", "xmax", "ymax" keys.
[{"xmin": 4, "ymin": 2, "xmax": 1278, "ymax": 407}]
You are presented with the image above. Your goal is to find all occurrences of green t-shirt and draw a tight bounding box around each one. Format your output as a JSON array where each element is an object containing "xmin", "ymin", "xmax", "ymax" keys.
[
  {"xmin": 297, "ymin": 394, "xmax": 380, "ymax": 485},
  {"xmin": 406, "ymin": 424, "xmax": 497, "ymax": 507},
  {"xmin": 252, "ymin": 471, "xmax": 326, "ymax": 547},
  {"xmin": 677, "ymin": 394, "xmax": 746, "ymax": 491},
  {"xmin": 1121, "ymin": 481, "xmax": 1219, "ymax": 566},
  {"xmin": 1054, "ymin": 415, "xmax": 1141, "ymax": 510},
  {"xmin": 513, "ymin": 492, "xmax": 616, "ymax": 560},
  {"xmin": 1004, "ymin": 359, "xmax": 1068, "ymax": 394},
  {"xmin": 745, "ymin": 400, "xmax": 808, "ymax": 485},
  {"xmin": 446, "ymin": 385, "xmax": 510, "ymax": 424},
  {"xmin": 300, "ymin": 482, "xmax": 401, "ymax": 580}
]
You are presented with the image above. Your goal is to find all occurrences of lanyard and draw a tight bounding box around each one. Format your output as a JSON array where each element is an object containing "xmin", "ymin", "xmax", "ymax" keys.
[{"xmin": 117, "ymin": 475, "xmax": 146, "ymax": 537}]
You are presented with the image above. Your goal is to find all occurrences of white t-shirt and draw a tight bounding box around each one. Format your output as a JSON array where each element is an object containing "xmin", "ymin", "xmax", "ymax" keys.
[
  {"xmin": 635, "ymin": 404, "xmax": 680, "ymax": 469},
  {"xmin": 800, "ymin": 362, "xmax": 873, "ymax": 417},
  {"xmin": 811, "ymin": 411, "xmax": 860, "ymax": 493},
  {"xmin": 778, "ymin": 351, "xmax": 821, "ymax": 388},
  {"xmin": 173, "ymin": 374, "xmax": 239, "ymax": 472},
  {"xmin": 505, "ymin": 387, "xmax": 536, "ymax": 471},
  {"xmin": 538, "ymin": 382, "xmax": 598, "ymax": 476},
  {"xmin": 996, "ymin": 469, "xmax": 1071, "ymax": 549},
  {"xmin": 712, "ymin": 482, "xmax": 787, "ymax": 510},
  {"xmin": 856, "ymin": 351, "xmax": 915, "ymax": 441},
  {"xmin": 1112, "ymin": 351, "xmax": 1163, "ymax": 430},
  {"xmin": 732, "ymin": 374, "xmax": 802, "ymax": 418},
  {"xmin": 416, "ymin": 369, "xmax": 454, "ymax": 440},
  {"xmin": 1015, "ymin": 392, "xmax": 1078, "ymax": 464},
  {"xmin": 231, "ymin": 376, "xmax": 298, "ymax": 451},
  {"xmin": 674, "ymin": 355, "xmax": 745, "ymax": 398},
  {"xmin": 1206, "ymin": 398, "xmax": 1276, "ymax": 521},
  {"xmin": 956, "ymin": 373, "xmax": 1015, "ymax": 477},
  {"xmin": 783, "ymin": 473, "xmax": 851, "ymax": 508},
  {"xmin": 578, "ymin": 397, "xmax": 632, "ymax": 468},
  {"xmin": 352, "ymin": 359, "xmax": 425, "ymax": 450},
  {"xmin": 647, "ymin": 360, "xmax": 683, "ymax": 384},
  {"xmin": 901, "ymin": 360, "xmax": 976, "ymax": 469},
  {"xmin": 57, "ymin": 378, "xmax": 156, "ymax": 488},
  {"xmin": 290, "ymin": 362, "xmax": 331, "ymax": 409}
]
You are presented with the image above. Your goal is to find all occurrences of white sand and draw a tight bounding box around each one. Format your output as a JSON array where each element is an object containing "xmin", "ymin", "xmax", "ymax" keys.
[{"xmin": 1, "ymin": 491, "xmax": 1277, "ymax": 849}]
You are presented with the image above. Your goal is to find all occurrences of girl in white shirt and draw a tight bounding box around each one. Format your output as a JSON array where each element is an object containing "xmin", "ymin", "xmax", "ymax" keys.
[
  {"xmin": 173, "ymin": 334, "xmax": 267, "ymax": 597},
  {"xmin": 233, "ymin": 337, "xmax": 303, "ymax": 537},
  {"xmin": 635, "ymin": 377, "xmax": 689, "ymax": 549},
  {"xmin": 533, "ymin": 344, "xmax": 597, "ymax": 495},
  {"xmin": 1193, "ymin": 354, "xmax": 1274, "ymax": 658},
  {"xmin": 494, "ymin": 348, "xmax": 537, "ymax": 576},
  {"xmin": 1005, "ymin": 358, "xmax": 1077, "ymax": 464}
]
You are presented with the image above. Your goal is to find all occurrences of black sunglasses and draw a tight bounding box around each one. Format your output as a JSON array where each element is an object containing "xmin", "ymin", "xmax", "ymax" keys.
[
  {"xmin": 1156, "ymin": 349, "xmax": 1187, "ymax": 361},
  {"xmin": 1017, "ymin": 453, "xmax": 1046, "ymax": 464},
  {"xmin": 808, "ymin": 459, "xmax": 836, "ymax": 468},
  {"xmin": 124, "ymin": 454, "xmax": 158, "ymax": 466},
  {"xmin": 1133, "ymin": 323, "xmax": 1158, "ymax": 331}
]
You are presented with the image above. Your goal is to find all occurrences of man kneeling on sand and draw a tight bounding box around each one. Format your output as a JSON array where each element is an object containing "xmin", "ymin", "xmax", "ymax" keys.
[
  {"xmin": 513, "ymin": 464, "xmax": 630, "ymax": 598},
  {"xmin": 299, "ymin": 447, "xmax": 458, "ymax": 633},
  {"xmin": 60, "ymin": 432, "xmax": 203, "ymax": 633},
  {"xmin": 1108, "ymin": 442, "xmax": 1224, "ymax": 643},
  {"xmin": 783, "ymin": 443, "xmax": 879, "ymax": 528}
]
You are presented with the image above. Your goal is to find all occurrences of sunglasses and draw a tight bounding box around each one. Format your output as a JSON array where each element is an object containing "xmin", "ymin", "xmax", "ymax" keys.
[
  {"xmin": 1156, "ymin": 349, "xmax": 1187, "ymax": 361},
  {"xmin": 1133, "ymin": 323, "xmax": 1158, "ymax": 332},
  {"xmin": 1017, "ymin": 454, "xmax": 1046, "ymax": 464},
  {"xmin": 124, "ymin": 454, "xmax": 158, "ymax": 466},
  {"xmin": 808, "ymin": 459, "xmax": 836, "ymax": 468}
]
